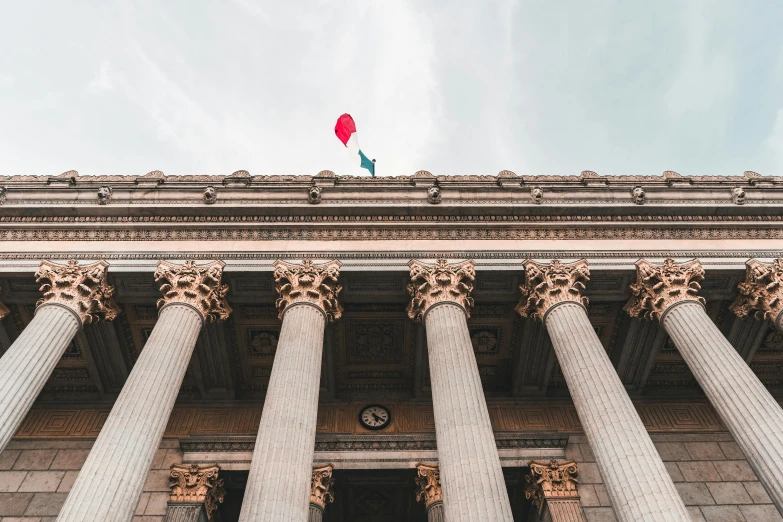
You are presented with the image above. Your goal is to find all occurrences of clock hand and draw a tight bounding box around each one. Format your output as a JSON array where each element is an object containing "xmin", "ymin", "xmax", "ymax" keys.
[{"xmin": 372, "ymin": 413, "xmax": 382, "ymax": 422}]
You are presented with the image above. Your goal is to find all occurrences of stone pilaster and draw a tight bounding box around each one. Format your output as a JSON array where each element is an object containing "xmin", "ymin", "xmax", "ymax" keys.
[
  {"xmin": 519, "ymin": 259, "xmax": 689, "ymax": 522},
  {"xmin": 239, "ymin": 259, "xmax": 341, "ymax": 522},
  {"xmin": 730, "ymin": 258, "xmax": 783, "ymax": 331},
  {"xmin": 408, "ymin": 258, "xmax": 513, "ymax": 522},
  {"xmin": 308, "ymin": 464, "xmax": 335, "ymax": 522},
  {"xmin": 415, "ymin": 463, "xmax": 445, "ymax": 522},
  {"xmin": 627, "ymin": 257, "xmax": 783, "ymax": 514},
  {"xmin": 524, "ymin": 460, "xmax": 586, "ymax": 522},
  {"xmin": 0, "ymin": 260, "xmax": 119, "ymax": 454},
  {"xmin": 57, "ymin": 260, "xmax": 229, "ymax": 522},
  {"xmin": 164, "ymin": 464, "xmax": 226, "ymax": 522}
]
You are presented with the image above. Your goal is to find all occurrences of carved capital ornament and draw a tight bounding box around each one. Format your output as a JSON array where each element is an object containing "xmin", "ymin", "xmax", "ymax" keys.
[
  {"xmin": 516, "ymin": 259, "xmax": 590, "ymax": 321},
  {"xmin": 407, "ymin": 258, "xmax": 475, "ymax": 321},
  {"xmin": 624, "ymin": 258, "xmax": 705, "ymax": 321},
  {"xmin": 415, "ymin": 463, "xmax": 443, "ymax": 509},
  {"xmin": 274, "ymin": 259, "xmax": 343, "ymax": 321},
  {"xmin": 154, "ymin": 260, "xmax": 231, "ymax": 322},
  {"xmin": 731, "ymin": 259, "xmax": 783, "ymax": 325},
  {"xmin": 524, "ymin": 459, "xmax": 580, "ymax": 513},
  {"xmin": 35, "ymin": 259, "xmax": 120, "ymax": 324},
  {"xmin": 169, "ymin": 464, "xmax": 226, "ymax": 520},
  {"xmin": 310, "ymin": 464, "xmax": 335, "ymax": 510}
]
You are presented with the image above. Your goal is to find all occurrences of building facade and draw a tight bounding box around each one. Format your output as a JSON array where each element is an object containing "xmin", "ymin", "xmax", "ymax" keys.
[{"xmin": 0, "ymin": 169, "xmax": 782, "ymax": 521}]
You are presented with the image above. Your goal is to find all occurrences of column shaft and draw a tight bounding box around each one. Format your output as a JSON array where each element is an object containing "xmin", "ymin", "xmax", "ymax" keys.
[
  {"xmin": 57, "ymin": 304, "xmax": 203, "ymax": 522},
  {"xmin": 164, "ymin": 504, "xmax": 208, "ymax": 522},
  {"xmin": 426, "ymin": 502, "xmax": 446, "ymax": 522},
  {"xmin": 425, "ymin": 303, "xmax": 513, "ymax": 522},
  {"xmin": 545, "ymin": 302, "xmax": 689, "ymax": 521},
  {"xmin": 308, "ymin": 504, "xmax": 323, "ymax": 522},
  {"xmin": 239, "ymin": 304, "xmax": 326, "ymax": 522},
  {"xmin": 663, "ymin": 301, "xmax": 783, "ymax": 511},
  {"xmin": 0, "ymin": 305, "xmax": 80, "ymax": 453},
  {"xmin": 547, "ymin": 500, "xmax": 587, "ymax": 522}
]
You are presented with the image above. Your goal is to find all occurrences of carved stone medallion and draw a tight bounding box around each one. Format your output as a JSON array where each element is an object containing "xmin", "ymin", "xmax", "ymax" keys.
[
  {"xmin": 624, "ymin": 258, "xmax": 705, "ymax": 321},
  {"xmin": 310, "ymin": 464, "xmax": 335, "ymax": 510},
  {"xmin": 731, "ymin": 259, "xmax": 783, "ymax": 324},
  {"xmin": 415, "ymin": 463, "xmax": 442, "ymax": 509},
  {"xmin": 35, "ymin": 260, "xmax": 120, "ymax": 324},
  {"xmin": 274, "ymin": 259, "xmax": 342, "ymax": 321},
  {"xmin": 516, "ymin": 259, "xmax": 590, "ymax": 321},
  {"xmin": 524, "ymin": 459, "xmax": 580, "ymax": 513},
  {"xmin": 154, "ymin": 260, "xmax": 231, "ymax": 322},
  {"xmin": 169, "ymin": 464, "xmax": 226, "ymax": 520},
  {"xmin": 406, "ymin": 258, "xmax": 475, "ymax": 321}
]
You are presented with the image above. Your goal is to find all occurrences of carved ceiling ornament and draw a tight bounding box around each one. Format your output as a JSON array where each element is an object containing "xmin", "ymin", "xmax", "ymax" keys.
[
  {"xmin": 169, "ymin": 464, "xmax": 226, "ymax": 520},
  {"xmin": 154, "ymin": 260, "xmax": 231, "ymax": 322},
  {"xmin": 524, "ymin": 460, "xmax": 580, "ymax": 513},
  {"xmin": 624, "ymin": 258, "xmax": 705, "ymax": 322},
  {"xmin": 310, "ymin": 464, "xmax": 335, "ymax": 510},
  {"xmin": 274, "ymin": 259, "xmax": 343, "ymax": 321},
  {"xmin": 515, "ymin": 259, "xmax": 590, "ymax": 321},
  {"xmin": 415, "ymin": 463, "xmax": 443, "ymax": 508},
  {"xmin": 730, "ymin": 259, "xmax": 783, "ymax": 324},
  {"xmin": 406, "ymin": 258, "xmax": 475, "ymax": 321},
  {"xmin": 35, "ymin": 259, "xmax": 120, "ymax": 324}
]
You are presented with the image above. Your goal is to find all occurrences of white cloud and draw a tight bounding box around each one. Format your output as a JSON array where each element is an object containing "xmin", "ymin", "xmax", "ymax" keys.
[{"xmin": 88, "ymin": 61, "xmax": 114, "ymax": 93}]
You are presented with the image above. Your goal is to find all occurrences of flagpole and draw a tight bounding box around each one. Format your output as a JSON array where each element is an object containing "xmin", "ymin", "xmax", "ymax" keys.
[{"xmin": 372, "ymin": 159, "xmax": 376, "ymax": 178}]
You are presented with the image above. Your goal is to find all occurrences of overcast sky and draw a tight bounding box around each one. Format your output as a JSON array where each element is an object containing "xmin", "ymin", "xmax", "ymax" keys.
[{"xmin": 1, "ymin": 1, "xmax": 782, "ymax": 177}]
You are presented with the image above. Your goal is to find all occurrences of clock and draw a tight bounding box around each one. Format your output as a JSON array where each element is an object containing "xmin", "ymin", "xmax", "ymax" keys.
[{"xmin": 359, "ymin": 404, "xmax": 391, "ymax": 430}]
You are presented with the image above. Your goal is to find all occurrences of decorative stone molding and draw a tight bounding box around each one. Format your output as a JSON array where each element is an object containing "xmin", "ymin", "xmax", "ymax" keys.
[
  {"xmin": 415, "ymin": 463, "xmax": 442, "ymax": 509},
  {"xmin": 516, "ymin": 260, "xmax": 590, "ymax": 321},
  {"xmin": 35, "ymin": 260, "xmax": 120, "ymax": 324},
  {"xmin": 0, "ymin": 186, "xmax": 6, "ymax": 205},
  {"xmin": 631, "ymin": 186, "xmax": 645, "ymax": 205},
  {"xmin": 97, "ymin": 186, "xmax": 112, "ymax": 205},
  {"xmin": 310, "ymin": 464, "xmax": 335, "ymax": 510},
  {"xmin": 624, "ymin": 258, "xmax": 705, "ymax": 321},
  {"xmin": 524, "ymin": 459, "xmax": 580, "ymax": 513},
  {"xmin": 406, "ymin": 258, "xmax": 475, "ymax": 321},
  {"xmin": 154, "ymin": 260, "xmax": 231, "ymax": 322},
  {"xmin": 731, "ymin": 259, "xmax": 783, "ymax": 324},
  {"xmin": 273, "ymin": 259, "xmax": 343, "ymax": 321},
  {"xmin": 427, "ymin": 186, "xmax": 441, "ymax": 204},
  {"xmin": 732, "ymin": 187, "xmax": 746, "ymax": 205},
  {"xmin": 169, "ymin": 464, "xmax": 226, "ymax": 520},
  {"xmin": 203, "ymin": 186, "xmax": 217, "ymax": 204}
]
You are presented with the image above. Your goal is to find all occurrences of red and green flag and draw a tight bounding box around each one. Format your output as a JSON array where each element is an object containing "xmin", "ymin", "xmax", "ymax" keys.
[{"xmin": 335, "ymin": 113, "xmax": 375, "ymax": 176}]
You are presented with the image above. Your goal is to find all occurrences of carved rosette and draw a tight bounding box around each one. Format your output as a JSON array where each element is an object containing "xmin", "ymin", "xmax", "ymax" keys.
[
  {"xmin": 515, "ymin": 260, "xmax": 590, "ymax": 321},
  {"xmin": 407, "ymin": 258, "xmax": 475, "ymax": 321},
  {"xmin": 414, "ymin": 463, "xmax": 443, "ymax": 509},
  {"xmin": 524, "ymin": 460, "xmax": 580, "ymax": 513},
  {"xmin": 35, "ymin": 260, "xmax": 120, "ymax": 325},
  {"xmin": 154, "ymin": 260, "xmax": 231, "ymax": 322},
  {"xmin": 730, "ymin": 259, "xmax": 783, "ymax": 324},
  {"xmin": 274, "ymin": 259, "xmax": 343, "ymax": 321},
  {"xmin": 310, "ymin": 464, "xmax": 335, "ymax": 510},
  {"xmin": 169, "ymin": 464, "xmax": 226, "ymax": 520},
  {"xmin": 624, "ymin": 258, "xmax": 705, "ymax": 321}
]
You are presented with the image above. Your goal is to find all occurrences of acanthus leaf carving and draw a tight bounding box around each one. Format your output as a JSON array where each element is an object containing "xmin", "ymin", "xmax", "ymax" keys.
[
  {"xmin": 524, "ymin": 459, "xmax": 580, "ymax": 513},
  {"xmin": 515, "ymin": 259, "xmax": 590, "ymax": 321},
  {"xmin": 406, "ymin": 258, "xmax": 475, "ymax": 321},
  {"xmin": 169, "ymin": 464, "xmax": 226, "ymax": 520},
  {"xmin": 154, "ymin": 260, "xmax": 231, "ymax": 322},
  {"xmin": 730, "ymin": 258, "xmax": 783, "ymax": 324},
  {"xmin": 35, "ymin": 259, "xmax": 120, "ymax": 324},
  {"xmin": 274, "ymin": 259, "xmax": 342, "ymax": 321},
  {"xmin": 414, "ymin": 463, "xmax": 442, "ymax": 509},
  {"xmin": 624, "ymin": 258, "xmax": 705, "ymax": 321},
  {"xmin": 310, "ymin": 464, "xmax": 335, "ymax": 510}
]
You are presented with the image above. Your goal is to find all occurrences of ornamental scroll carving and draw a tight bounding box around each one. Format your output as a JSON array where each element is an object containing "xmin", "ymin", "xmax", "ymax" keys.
[
  {"xmin": 731, "ymin": 259, "xmax": 783, "ymax": 324},
  {"xmin": 310, "ymin": 464, "xmax": 335, "ymax": 510},
  {"xmin": 154, "ymin": 260, "xmax": 231, "ymax": 321},
  {"xmin": 624, "ymin": 258, "xmax": 705, "ymax": 321},
  {"xmin": 274, "ymin": 259, "xmax": 343, "ymax": 321},
  {"xmin": 169, "ymin": 464, "xmax": 226, "ymax": 520},
  {"xmin": 35, "ymin": 260, "xmax": 120, "ymax": 324},
  {"xmin": 407, "ymin": 258, "xmax": 475, "ymax": 321},
  {"xmin": 524, "ymin": 459, "xmax": 580, "ymax": 513},
  {"xmin": 515, "ymin": 260, "xmax": 590, "ymax": 321},
  {"xmin": 415, "ymin": 463, "xmax": 442, "ymax": 508}
]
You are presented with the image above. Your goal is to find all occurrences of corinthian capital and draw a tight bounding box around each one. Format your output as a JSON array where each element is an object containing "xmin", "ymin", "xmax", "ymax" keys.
[
  {"xmin": 169, "ymin": 464, "xmax": 225, "ymax": 520},
  {"xmin": 730, "ymin": 259, "xmax": 783, "ymax": 325},
  {"xmin": 35, "ymin": 260, "xmax": 120, "ymax": 325},
  {"xmin": 415, "ymin": 463, "xmax": 443, "ymax": 509},
  {"xmin": 154, "ymin": 260, "xmax": 231, "ymax": 322},
  {"xmin": 515, "ymin": 260, "xmax": 589, "ymax": 321},
  {"xmin": 624, "ymin": 258, "xmax": 705, "ymax": 321},
  {"xmin": 274, "ymin": 259, "xmax": 343, "ymax": 321},
  {"xmin": 310, "ymin": 464, "xmax": 335, "ymax": 510},
  {"xmin": 407, "ymin": 258, "xmax": 475, "ymax": 321},
  {"xmin": 524, "ymin": 460, "xmax": 580, "ymax": 513}
]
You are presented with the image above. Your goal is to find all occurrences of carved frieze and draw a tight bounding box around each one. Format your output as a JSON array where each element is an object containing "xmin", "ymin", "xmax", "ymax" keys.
[
  {"xmin": 524, "ymin": 459, "xmax": 580, "ymax": 513},
  {"xmin": 169, "ymin": 464, "xmax": 226, "ymax": 519},
  {"xmin": 35, "ymin": 260, "xmax": 120, "ymax": 324},
  {"xmin": 310, "ymin": 464, "xmax": 335, "ymax": 510},
  {"xmin": 730, "ymin": 259, "xmax": 783, "ymax": 324},
  {"xmin": 154, "ymin": 260, "xmax": 231, "ymax": 322},
  {"xmin": 624, "ymin": 258, "xmax": 705, "ymax": 321},
  {"xmin": 515, "ymin": 260, "xmax": 590, "ymax": 321},
  {"xmin": 273, "ymin": 259, "xmax": 343, "ymax": 321},
  {"xmin": 406, "ymin": 258, "xmax": 475, "ymax": 321},
  {"xmin": 415, "ymin": 463, "xmax": 442, "ymax": 508}
]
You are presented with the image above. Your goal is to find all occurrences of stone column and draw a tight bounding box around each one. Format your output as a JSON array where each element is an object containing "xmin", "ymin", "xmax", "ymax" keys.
[
  {"xmin": 517, "ymin": 260, "xmax": 689, "ymax": 522},
  {"xmin": 57, "ymin": 260, "xmax": 231, "ymax": 522},
  {"xmin": 309, "ymin": 464, "xmax": 335, "ymax": 522},
  {"xmin": 627, "ymin": 257, "xmax": 783, "ymax": 512},
  {"xmin": 407, "ymin": 258, "xmax": 513, "ymax": 522},
  {"xmin": 0, "ymin": 260, "xmax": 119, "ymax": 454},
  {"xmin": 415, "ymin": 463, "xmax": 445, "ymax": 522},
  {"xmin": 731, "ymin": 258, "xmax": 783, "ymax": 332},
  {"xmin": 165, "ymin": 464, "xmax": 226, "ymax": 522},
  {"xmin": 524, "ymin": 460, "xmax": 586, "ymax": 522},
  {"xmin": 239, "ymin": 259, "xmax": 342, "ymax": 522}
]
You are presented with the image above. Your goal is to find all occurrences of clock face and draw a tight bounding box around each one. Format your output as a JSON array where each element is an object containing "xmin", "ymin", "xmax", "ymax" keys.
[{"xmin": 359, "ymin": 405, "xmax": 391, "ymax": 430}]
